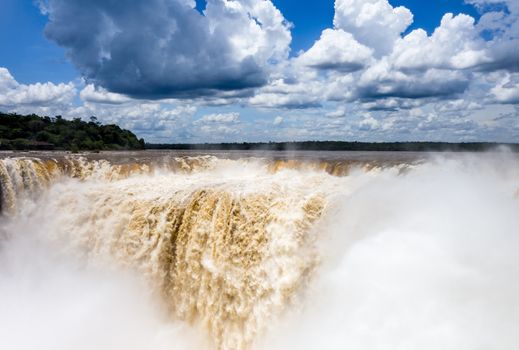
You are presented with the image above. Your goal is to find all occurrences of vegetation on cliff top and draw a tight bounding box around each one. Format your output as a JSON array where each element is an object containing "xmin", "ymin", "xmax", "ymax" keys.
[
  {"xmin": 147, "ymin": 141, "xmax": 519, "ymax": 152},
  {"xmin": 0, "ymin": 112, "xmax": 144, "ymax": 151}
]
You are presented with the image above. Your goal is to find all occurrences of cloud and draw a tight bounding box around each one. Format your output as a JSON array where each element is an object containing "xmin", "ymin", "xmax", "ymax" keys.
[
  {"xmin": 190, "ymin": 112, "xmax": 243, "ymax": 140},
  {"xmin": 468, "ymin": 0, "xmax": 519, "ymax": 72},
  {"xmin": 361, "ymin": 98, "xmax": 423, "ymax": 111},
  {"xmin": 248, "ymin": 77, "xmax": 325, "ymax": 109},
  {"xmin": 491, "ymin": 73, "xmax": 519, "ymax": 104},
  {"xmin": 297, "ymin": 29, "xmax": 373, "ymax": 72},
  {"xmin": 0, "ymin": 67, "xmax": 76, "ymax": 110},
  {"xmin": 325, "ymin": 107, "xmax": 347, "ymax": 118},
  {"xmin": 333, "ymin": 0, "xmax": 413, "ymax": 56},
  {"xmin": 79, "ymin": 84, "xmax": 130, "ymax": 104},
  {"xmin": 72, "ymin": 101, "xmax": 198, "ymax": 143},
  {"xmin": 2, "ymin": 65, "xmax": 518, "ymax": 142},
  {"xmin": 435, "ymin": 99, "xmax": 483, "ymax": 113},
  {"xmin": 466, "ymin": 0, "xmax": 518, "ymax": 13},
  {"xmin": 40, "ymin": 0, "xmax": 291, "ymax": 99},
  {"xmin": 0, "ymin": 68, "xmax": 200, "ymax": 142},
  {"xmin": 4, "ymin": 1, "xmax": 519, "ymax": 143},
  {"xmin": 36, "ymin": 0, "xmax": 519, "ymax": 113},
  {"xmin": 248, "ymin": 1, "xmax": 484, "ymax": 109},
  {"xmin": 199, "ymin": 124, "xmax": 240, "ymax": 137},
  {"xmin": 253, "ymin": 0, "xmax": 519, "ymax": 110},
  {"xmin": 197, "ymin": 112, "xmax": 240, "ymax": 123},
  {"xmin": 357, "ymin": 62, "xmax": 470, "ymax": 100},
  {"xmin": 357, "ymin": 113, "xmax": 381, "ymax": 131},
  {"xmin": 391, "ymin": 14, "xmax": 488, "ymax": 71}
]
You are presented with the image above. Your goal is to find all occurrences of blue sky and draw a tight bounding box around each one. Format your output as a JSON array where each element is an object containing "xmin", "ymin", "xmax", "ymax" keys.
[{"xmin": 0, "ymin": 0, "xmax": 518, "ymax": 142}]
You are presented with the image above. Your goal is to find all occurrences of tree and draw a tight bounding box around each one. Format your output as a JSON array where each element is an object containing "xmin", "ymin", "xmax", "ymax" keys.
[{"xmin": 0, "ymin": 112, "xmax": 146, "ymax": 151}]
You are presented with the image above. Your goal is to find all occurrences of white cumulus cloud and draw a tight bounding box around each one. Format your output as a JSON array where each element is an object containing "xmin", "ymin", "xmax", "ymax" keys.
[
  {"xmin": 491, "ymin": 73, "xmax": 519, "ymax": 104},
  {"xmin": 297, "ymin": 29, "xmax": 373, "ymax": 72},
  {"xmin": 0, "ymin": 67, "xmax": 76, "ymax": 110},
  {"xmin": 197, "ymin": 112, "xmax": 240, "ymax": 124},
  {"xmin": 79, "ymin": 84, "xmax": 130, "ymax": 104},
  {"xmin": 334, "ymin": 0, "xmax": 413, "ymax": 56}
]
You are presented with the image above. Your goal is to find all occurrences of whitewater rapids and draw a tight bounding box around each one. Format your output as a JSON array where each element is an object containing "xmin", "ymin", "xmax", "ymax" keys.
[{"xmin": 1, "ymin": 151, "xmax": 519, "ymax": 350}]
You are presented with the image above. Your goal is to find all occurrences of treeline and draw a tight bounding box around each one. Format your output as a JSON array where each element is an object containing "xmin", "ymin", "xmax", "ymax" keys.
[
  {"xmin": 0, "ymin": 112, "xmax": 145, "ymax": 151},
  {"xmin": 147, "ymin": 141, "xmax": 519, "ymax": 152}
]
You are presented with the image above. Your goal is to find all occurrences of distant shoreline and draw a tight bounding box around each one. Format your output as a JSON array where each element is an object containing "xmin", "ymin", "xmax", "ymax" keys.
[{"xmin": 145, "ymin": 141, "xmax": 519, "ymax": 152}]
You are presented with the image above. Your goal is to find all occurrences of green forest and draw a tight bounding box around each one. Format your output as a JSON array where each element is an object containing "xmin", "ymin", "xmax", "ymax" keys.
[
  {"xmin": 0, "ymin": 112, "xmax": 145, "ymax": 151},
  {"xmin": 147, "ymin": 141, "xmax": 519, "ymax": 152}
]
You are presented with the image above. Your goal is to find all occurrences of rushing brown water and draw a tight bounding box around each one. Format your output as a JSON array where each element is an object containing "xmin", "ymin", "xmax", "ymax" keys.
[{"xmin": 1, "ymin": 150, "xmax": 519, "ymax": 350}]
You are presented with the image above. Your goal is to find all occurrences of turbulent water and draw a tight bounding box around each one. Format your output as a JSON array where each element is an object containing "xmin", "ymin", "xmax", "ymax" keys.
[{"xmin": 1, "ymin": 151, "xmax": 519, "ymax": 350}]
